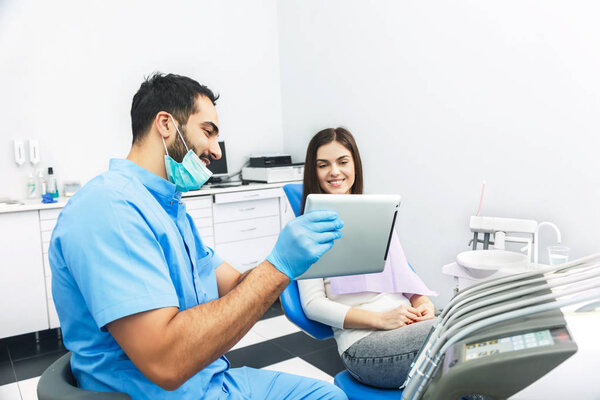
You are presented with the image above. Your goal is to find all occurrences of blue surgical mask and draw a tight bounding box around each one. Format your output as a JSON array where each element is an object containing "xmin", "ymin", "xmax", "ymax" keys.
[{"xmin": 162, "ymin": 115, "xmax": 213, "ymax": 192}]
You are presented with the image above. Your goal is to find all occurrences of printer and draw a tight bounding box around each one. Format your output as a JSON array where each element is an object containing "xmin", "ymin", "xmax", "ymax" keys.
[{"xmin": 242, "ymin": 154, "xmax": 304, "ymax": 183}]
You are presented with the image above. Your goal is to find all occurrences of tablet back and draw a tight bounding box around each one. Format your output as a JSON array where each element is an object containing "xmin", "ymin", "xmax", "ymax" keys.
[{"xmin": 296, "ymin": 194, "xmax": 401, "ymax": 280}]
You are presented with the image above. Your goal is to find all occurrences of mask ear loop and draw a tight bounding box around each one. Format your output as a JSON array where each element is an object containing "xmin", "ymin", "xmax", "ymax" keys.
[
  {"xmin": 161, "ymin": 136, "xmax": 169, "ymax": 156},
  {"xmin": 169, "ymin": 115, "xmax": 190, "ymax": 153}
]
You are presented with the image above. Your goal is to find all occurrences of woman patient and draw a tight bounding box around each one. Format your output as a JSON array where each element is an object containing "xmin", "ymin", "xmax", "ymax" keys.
[{"xmin": 298, "ymin": 127, "xmax": 437, "ymax": 389}]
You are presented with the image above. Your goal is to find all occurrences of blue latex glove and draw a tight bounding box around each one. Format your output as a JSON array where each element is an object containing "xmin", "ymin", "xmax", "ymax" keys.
[{"xmin": 267, "ymin": 210, "xmax": 343, "ymax": 280}]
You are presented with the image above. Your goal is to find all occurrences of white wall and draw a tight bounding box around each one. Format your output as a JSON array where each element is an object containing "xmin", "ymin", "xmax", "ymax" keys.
[
  {"xmin": 278, "ymin": 0, "xmax": 600, "ymax": 305},
  {"xmin": 0, "ymin": 0, "xmax": 283, "ymax": 200},
  {"xmin": 3, "ymin": 0, "xmax": 599, "ymax": 306}
]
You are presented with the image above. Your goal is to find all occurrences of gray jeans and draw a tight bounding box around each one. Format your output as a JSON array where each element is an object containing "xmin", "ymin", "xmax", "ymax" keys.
[{"xmin": 341, "ymin": 319, "xmax": 434, "ymax": 388}]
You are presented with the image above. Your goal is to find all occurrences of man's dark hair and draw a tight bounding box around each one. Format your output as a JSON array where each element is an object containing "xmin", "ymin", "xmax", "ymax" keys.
[{"xmin": 130, "ymin": 72, "xmax": 219, "ymax": 144}]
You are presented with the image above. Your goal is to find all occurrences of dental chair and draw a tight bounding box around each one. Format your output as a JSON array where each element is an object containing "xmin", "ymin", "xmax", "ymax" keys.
[
  {"xmin": 37, "ymin": 352, "xmax": 131, "ymax": 400},
  {"xmin": 281, "ymin": 183, "xmax": 403, "ymax": 399}
]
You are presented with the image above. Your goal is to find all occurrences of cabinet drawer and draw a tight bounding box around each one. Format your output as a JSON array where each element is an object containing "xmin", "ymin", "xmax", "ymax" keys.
[
  {"xmin": 197, "ymin": 226, "xmax": 213, "ymax": 238},
  {"xmin": 48, "ymin": 300, "xmax": 60, "ymax": 329},
  {"xmin": 45, "ymin": 277, "xmax": 53, "ymax": 302},
  {"xmin": 184, "ymin": 196, "xmax": 212, "ymax": 210},
  {"xmin": 214, "ymin": 216, "xmax": 280, "ymax": 244},
  {"xmin": 213, "ymin": 198, "xmax": 279, "ymax": 223},
  {"xmin": 214, "ymin": 188, "xmax": 281, "ymax": 204},
  {"xmin": 193, "ymin": 216, "xmax": 213, "ymax": 229},
  {"xmin": 44, "ymin": 252, "xmax": 51, "ymax": 276},
  {"xmin": 203, "ymin": 236, "xmax": 215, "ymax": 248},
  {"xmin": 45, "ymin": 278, "xmax": 61, "ymax": 327},
  {"xmin": 188, "ymin": 208, "xmax": 212, "ymax": 219},
  {"xmin": 40, "ymin": 219, "xmax": 57, "ymax": 232},
  {"xmin": 39, "ymin": 208, "xmax": 62, "ymax": 221},
  {"xmin": 41, "ymin": 230, "xmax": 53, "ymax": 243},
  {"xmin": 215, "ymin": 235, "xmax": 278, "ymax": 273}
]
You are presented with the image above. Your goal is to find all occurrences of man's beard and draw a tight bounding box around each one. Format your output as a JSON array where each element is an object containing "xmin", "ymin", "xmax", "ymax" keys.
[{"xmin": 168, "ymin": 125, "xmax": 193, "ymax": 163}]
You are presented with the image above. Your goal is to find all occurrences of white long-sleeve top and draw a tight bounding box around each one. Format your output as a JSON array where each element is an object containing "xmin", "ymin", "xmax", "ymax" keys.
[{"xmin": 298, "ymin": 277, "xmax": 412, "ymax": 354}]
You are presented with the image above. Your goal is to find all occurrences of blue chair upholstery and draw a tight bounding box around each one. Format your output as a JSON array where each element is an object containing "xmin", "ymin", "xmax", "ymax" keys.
[
  {"xmin": 280, "ymin": 183, "xmax": 404, "ymax": 398},
  {"xmin": 282, "ymin": 183, "xmax": 304, "ymax": 218},
  {"xmin": 334, "ymin": 370, "xmax": 403, "ymax": 400},
  {"xmin": 280, "ymin": 279, "xmax": 334, "ymax": 340}
]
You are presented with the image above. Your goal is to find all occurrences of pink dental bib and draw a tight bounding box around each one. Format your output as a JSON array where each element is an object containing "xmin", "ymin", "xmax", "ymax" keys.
[{"xmin": 329, "ymin": 231, "xmax": 437, "ymax": 296}]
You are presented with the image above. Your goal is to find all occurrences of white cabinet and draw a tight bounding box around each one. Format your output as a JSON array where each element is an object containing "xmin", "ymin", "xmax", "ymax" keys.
[
  {"xmin": 39, "ymin": 209, "xmax": 61, "ymax": 329},
  {"xmin": 0, "ymin": 211, "xmax": 48, "ymax": 337},
  {"xmin": 184, "ymin": 196, "xmax": 214, "ymax": 248},
  {"xmin": 212, "ymin": 188, "xmax": 283, "ymax": 273},
  {"xmin": 216, "ymin": 236, "xmax": 278, "ymax": 273},
  {"xmin": 183, "ymin": 188, "xmax": 285, "ymax": 272},
  {"xmin": 213, "ymin": 198, "xmax": 279, "ymax": 224}
]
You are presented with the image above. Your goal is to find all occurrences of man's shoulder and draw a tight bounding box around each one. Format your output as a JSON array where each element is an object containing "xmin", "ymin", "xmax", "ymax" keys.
[{"xmin": 59, "ymin": 170, "xmax": 148, "ymax": 224}]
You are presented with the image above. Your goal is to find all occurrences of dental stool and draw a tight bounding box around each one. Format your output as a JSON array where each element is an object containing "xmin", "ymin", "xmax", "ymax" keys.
[
  {"xmin": 281, "ymin": 184, "xmax": 404, "ymax": 399},
  {"xmin": 37, "ymin": 352, "xmax": 131, "ymax": 400}
]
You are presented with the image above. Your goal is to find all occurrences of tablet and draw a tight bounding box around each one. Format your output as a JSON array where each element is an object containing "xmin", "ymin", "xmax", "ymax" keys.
[{"xmin": 296, "ymin": 194, "xmax": 401, "ymax": 280}]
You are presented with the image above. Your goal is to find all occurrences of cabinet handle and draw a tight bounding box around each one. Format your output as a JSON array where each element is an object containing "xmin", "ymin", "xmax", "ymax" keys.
[
  {"xmin": 240, "ymin": 227, "xmax": 257, "ymax": 232},
  {"xmin": 244, "ymin": 194, "xmax": 260, "ymax": 198},
  {"xmin": 239, "ymin": 207, "xmax": 256, "ymax": 212},
  {"xmin": 242, "ymin": 261, "xmax": 259, "ymax": 266}
]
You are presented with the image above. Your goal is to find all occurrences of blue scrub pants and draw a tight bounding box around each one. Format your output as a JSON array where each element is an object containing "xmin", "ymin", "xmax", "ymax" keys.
[{"xmin": 221, "ymin": 367, "xmax": 347, "ymax": 399}]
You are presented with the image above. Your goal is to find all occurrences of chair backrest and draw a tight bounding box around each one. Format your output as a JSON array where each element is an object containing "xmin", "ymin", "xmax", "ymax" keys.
[
  {"xmin": 280, "ymin": 184, "xmax": 334, "ymax": 340},
  {"xmin": 282, "ymin": 183, "xmax": 303, "ymax": 218}
]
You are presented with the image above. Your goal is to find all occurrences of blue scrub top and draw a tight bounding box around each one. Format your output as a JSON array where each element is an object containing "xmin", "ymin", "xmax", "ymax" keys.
[{"xmin": 49, "ymin": 159, "xmax": 229, "ymax": 399}]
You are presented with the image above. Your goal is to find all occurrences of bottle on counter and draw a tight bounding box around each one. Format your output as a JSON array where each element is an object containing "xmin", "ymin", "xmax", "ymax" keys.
[
  {"xmin": 26, "ymin": 172, "xmax": 37, "ymax": 198},
  {"xmin": 47, "ymin": 167, "xmax": 59, "ymax": 199},
  {"xmin": 36, "ymin": 169, "xmax": 47, "ymax": 198}
]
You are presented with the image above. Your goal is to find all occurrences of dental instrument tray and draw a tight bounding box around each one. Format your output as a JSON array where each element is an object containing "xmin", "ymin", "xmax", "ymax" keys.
[{"xmin": 297, "ymin": 194, "xmax": 401, "ymax": 280}]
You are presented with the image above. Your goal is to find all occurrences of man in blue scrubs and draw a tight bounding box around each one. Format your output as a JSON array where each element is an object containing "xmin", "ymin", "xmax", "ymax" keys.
[{"xmin": 49, "ymin": 73, "xmax": 347, "ymax": 399}]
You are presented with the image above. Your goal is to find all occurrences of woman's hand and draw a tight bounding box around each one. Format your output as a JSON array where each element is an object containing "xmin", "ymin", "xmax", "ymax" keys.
[
  {"xmin": 409, "ymin": 295, "xmax": 435, "ymax": 321},
  {"xmin": 414, "ymin": 302, "xmax": 435, "ymax": 321},
  {"xmin": 375, "ymin": 305, "xmax": 420, "ymax": 330}
]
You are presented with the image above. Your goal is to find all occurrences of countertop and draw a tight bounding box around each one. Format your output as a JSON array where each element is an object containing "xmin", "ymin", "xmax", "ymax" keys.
[{"xmin": 0, "ymin": 181, "xmax": 301, "ymax": 214}]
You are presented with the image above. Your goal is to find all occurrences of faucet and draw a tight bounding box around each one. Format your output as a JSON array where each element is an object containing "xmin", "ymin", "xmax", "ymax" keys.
[{"xmin": 534, "ymin": 222, "xmax": 562, "ymax": 264}]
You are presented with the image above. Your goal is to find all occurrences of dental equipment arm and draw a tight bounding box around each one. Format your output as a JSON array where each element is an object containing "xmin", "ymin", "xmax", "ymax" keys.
[
  {"xmin": 403, "ymin": 254, "xmax": 600, "ymax": 393},
  {"xmin": 402, "ymin": 287, "xmax": 600, "ymax": 400}
]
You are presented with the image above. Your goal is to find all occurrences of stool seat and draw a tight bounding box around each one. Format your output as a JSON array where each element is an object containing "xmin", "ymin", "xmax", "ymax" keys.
[
  {"xmin": 37, "ymin": 352, "xmax": 131, "ymax": 400},
  {"xmin": 334, "ymin": 370, "xmax": 403, "ymax": 400}
]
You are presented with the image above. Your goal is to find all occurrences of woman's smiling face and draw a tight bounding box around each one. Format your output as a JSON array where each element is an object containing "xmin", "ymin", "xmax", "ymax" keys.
[{"xmin": 316, "ymin": 141, "xmax": 355, "ymax": 194}]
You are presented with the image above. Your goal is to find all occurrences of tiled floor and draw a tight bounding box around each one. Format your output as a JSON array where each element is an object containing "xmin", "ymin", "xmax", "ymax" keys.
[{"xmin": 0, "ymin": 300, "xmax": 345, "ymax": 399}]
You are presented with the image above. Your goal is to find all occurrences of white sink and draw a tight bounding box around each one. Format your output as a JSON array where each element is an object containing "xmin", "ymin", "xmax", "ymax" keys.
[{"xmin": 456, "ymin": 250, "xmax": 529, "ymax": 279}]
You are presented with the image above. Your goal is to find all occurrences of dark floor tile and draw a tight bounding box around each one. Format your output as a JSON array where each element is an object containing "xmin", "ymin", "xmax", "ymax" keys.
[
  {"xmin": 225, "ymin": 340, "xmax": 294, "ymax": 369},
  {"xmin": 0, "ymin": 344, "xmax": 9, "ymax": 363},
  {"xmin": 13, "ymin": 348, "xmax": 68, "ymax": 381},
  {"xmin": 300, "ymin": 347, "xmax": 346, "ymax": 377},
  {"xmin": 271, "ymin": 332, "xmax": 337, "ymax": 357},
  {"xmin": 0, "ymin": 361, "xmax": 16, "ymax": 386},
  {"xmin": 260, "ymin": 298, "xmax": 284, "ymax": 321},
  {"xmin": 6, "ymin": 329, "xmax": 65, "ymax": 361}
]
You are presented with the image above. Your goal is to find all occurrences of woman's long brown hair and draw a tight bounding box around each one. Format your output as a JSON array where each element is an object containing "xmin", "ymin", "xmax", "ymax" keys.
[{"xmin": 301, "ymin": 127, "xmax": 364, "ymax": 213}]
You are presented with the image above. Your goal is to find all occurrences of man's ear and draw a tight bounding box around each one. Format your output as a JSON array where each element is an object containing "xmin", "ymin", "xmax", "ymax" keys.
[{"xmin": 154, "ymin": 111, "xmax": 174, "ymax": 139}]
